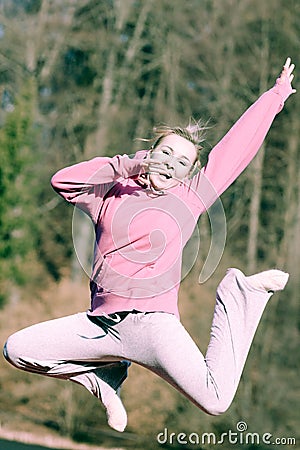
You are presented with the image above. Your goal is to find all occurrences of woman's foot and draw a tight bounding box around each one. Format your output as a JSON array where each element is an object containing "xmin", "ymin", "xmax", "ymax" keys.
[
  {"xmin": 70, "ymin": 372, "xmax": 128, "ymax": 432},
  {"xmin": 105, "ymin": 391, "xmax": 127, "ymax": 432},
  {"xmin": 246, "ymin": 269, "xmax": 289, "ymax": 292}
]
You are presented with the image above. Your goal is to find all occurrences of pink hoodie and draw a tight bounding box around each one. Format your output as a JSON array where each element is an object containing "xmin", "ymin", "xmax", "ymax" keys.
[{"xmin": 51, "ymin": 80, "xmax": 293, "ymax": 318}]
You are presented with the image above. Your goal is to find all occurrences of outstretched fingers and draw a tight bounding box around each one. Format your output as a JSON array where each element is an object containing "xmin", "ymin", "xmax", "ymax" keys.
[
  {"xmin": 284, "ymin": 57, "xmax": 295, "ymax": 80},
  {"xmin": 279, "ymin": 57, "xmax": 296, "ymax": 93}
]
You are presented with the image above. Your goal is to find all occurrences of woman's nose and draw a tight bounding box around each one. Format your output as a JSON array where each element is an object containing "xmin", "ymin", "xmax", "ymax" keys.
[
  {"xmin": 165, "ymin": 157, "xmax": 175, "ymax": 170},
  {"xmin": 165, "ymin": 162, "xmax": 174, "ymax": 170}
]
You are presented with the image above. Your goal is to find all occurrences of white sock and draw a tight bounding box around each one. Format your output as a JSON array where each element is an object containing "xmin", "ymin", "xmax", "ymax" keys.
[
  {"xmin": 70, "ymin": 374, "xmax": 127, "ymax": 432},
  {"xmin": 246, "ymin": 269, "xmax": 289, "ymax": 292},
  {"xmin": 105, "ymin": 391, "xmax": 127, "ymax": 432}
]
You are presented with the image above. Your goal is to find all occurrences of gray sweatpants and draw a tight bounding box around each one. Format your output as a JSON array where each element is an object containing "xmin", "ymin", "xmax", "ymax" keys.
[{"xmin": 3, "ymin": 269, "xmax": 272, "ymax": 415}]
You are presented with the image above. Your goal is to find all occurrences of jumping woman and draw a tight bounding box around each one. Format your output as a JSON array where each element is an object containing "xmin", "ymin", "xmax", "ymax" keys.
[{"xmin": 3, "ymin": 58, "xmax": 296, "ymax": 432}]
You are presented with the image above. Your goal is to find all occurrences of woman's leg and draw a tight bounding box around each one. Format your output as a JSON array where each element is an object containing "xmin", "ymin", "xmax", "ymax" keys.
[
  {"xmin": 120, "ymin": 268, "xmax": 288, "ymax": 416},
  {"xmin": 3, "ymin": 268, "xmax": 289, "ymax": 428},
  {"xmin": 3, "ymin": 312, "xmax": 130, "ymax": 431}
]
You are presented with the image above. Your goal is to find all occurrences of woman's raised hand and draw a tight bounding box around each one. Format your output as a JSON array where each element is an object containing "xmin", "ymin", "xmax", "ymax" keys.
[
  {"xmin": 141, "ymin": 156, "xmax": 170, "ymax": 177},
  {"xmin": 277, "ymin": 57, "xmax": 296, "ymax": 94}
]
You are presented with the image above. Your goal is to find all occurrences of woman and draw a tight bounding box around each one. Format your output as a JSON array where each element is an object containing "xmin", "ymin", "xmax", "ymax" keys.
[{"xmin": 3, "ymin": 59, "xmax": 296, "ymax": 432}]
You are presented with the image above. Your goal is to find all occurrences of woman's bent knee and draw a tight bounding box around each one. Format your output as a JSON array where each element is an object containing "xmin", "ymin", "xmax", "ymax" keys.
[
  {"xmin": 3, "ymin": 340, "xmax": 10, "ymax": 362},
  {"xmin": 200, "ymin": 398, "xmax": 232, "ymax": 416},
  {"xmin": 206, "ymin": 405, "xmax": 229, "ymax": 416},
  {"xmin": 3, "ymin": 333, "xmax": 25, "ymax": 368}
]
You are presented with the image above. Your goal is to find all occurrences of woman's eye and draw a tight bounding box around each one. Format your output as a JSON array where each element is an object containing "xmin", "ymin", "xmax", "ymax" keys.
[
  {"xmin": 179, "ymin": 161, "xmax": 187, "ymax": 166},
  {"xmin": 162, "ymin": 149, "xmax": 171, "ymax": 155}
]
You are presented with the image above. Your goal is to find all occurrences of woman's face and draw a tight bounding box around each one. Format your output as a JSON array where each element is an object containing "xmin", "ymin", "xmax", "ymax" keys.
[{"xmin": 149, "ymin": 134, "xmax": 197, "ymax": 190}]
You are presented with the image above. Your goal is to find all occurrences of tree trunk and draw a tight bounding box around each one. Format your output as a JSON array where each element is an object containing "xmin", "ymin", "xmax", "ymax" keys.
[
  {"xmin": 246, "ymin": 145, "xmax": 265, "ymax": 273},
  {"xmin": 246, "ymin": 20, "xmax": 269, "ymax": 273}
]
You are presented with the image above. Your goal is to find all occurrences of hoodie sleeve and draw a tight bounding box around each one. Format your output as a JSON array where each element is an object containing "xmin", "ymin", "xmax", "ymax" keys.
[
  {"xmin": 188, "ymin": 78, "xmax": 295, "ymax": 213},
  {"xmin": 51, "ymin": 153, "xmax": 143, "ymax": 223}
]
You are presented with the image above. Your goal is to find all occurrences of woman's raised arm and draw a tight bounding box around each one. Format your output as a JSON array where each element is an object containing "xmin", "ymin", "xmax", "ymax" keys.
[{"xmin": 189, "ymin": 58, "xmax": 296, "ymax": 212}]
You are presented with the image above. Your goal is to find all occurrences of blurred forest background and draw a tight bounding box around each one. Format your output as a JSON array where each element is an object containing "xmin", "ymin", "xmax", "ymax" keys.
[{"xmin": 0, "ymin": 0, "xmax": 299, "ymax": 449}]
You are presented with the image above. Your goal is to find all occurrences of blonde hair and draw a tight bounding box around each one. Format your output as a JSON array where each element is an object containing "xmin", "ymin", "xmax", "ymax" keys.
[{"xmin": 139, "ymin": 119, "xmax": 207, "ymax": 173}]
